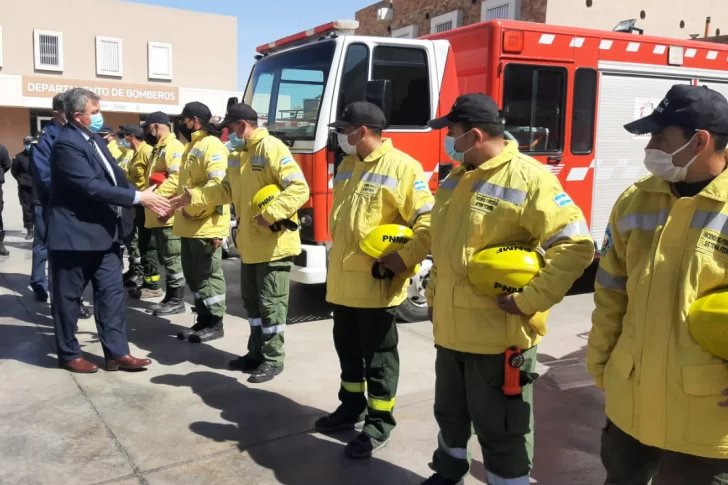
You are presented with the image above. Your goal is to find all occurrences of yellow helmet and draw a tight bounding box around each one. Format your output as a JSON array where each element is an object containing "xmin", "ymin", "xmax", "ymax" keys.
[
  {"xmin": 688, "ymin": 289, "xmax": 728, "ymax": 360},
  {"xmin": 468, "ymin": 243, "xmax": 544, "ymax": 297},
  {"xmin": 359, "ymin": 224, "xmax": 420, "ymax": 279},
  {"xmin": 251, "ymin": 185, "xmax": 281, "ymax": 216}
]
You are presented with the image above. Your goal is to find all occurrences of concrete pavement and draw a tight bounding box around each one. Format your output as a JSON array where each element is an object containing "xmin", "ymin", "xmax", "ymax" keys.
[{"xmin": 0, "ymin": 187, "xmax": 607, "ymax": 485}]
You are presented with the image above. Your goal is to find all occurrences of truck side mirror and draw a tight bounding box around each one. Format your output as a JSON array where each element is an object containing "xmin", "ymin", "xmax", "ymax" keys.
[{"xmin": 365, "ymin": 80, "xmax": 393, "ymax": 128}]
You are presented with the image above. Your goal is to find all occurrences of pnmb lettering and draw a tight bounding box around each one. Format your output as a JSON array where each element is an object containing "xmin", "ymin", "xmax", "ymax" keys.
[
  {"xmin": 494, "ymin": 281, "xmax": 524, "ymax": 293},
  {"xmin": 258, "ymin": 195, "xmax": 275, "ymax": 209},
  {"xmin": 382, "ymin": 235, "xmax": 410, "ymax": 245}
]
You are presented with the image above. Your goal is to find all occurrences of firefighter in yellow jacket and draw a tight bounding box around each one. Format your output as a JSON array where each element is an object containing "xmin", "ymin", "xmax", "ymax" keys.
[
  {"xmin": 142, "ymin": 112, "xmax": 187, "ymax": 317},
  {"xmin": 423, "ymin": 94, "xmax": 594, "ymax": 485},
  {"xmin": 117, "ymin": 124, "xmax": 160, "ymax": 296},
  {"xmin": 588, "ymin": 85, "xmax": 728, "ymax": 483},
  {"xmin": 109, "ymin": 130, "xmax": 138, "ymax": 280},
  {"xmin": 172, "ymin": 102, "xmax": 230, "ymax": 343},
  {"xmin": 315, "ymin": 102, "xmax": 434, "ymax": 459},
  {"xmin": 172, "ymin": 103, "xmax": 309, "ymax": 383}
]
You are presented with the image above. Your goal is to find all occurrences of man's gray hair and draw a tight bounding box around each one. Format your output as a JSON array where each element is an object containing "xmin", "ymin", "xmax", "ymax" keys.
[
  {"xmin": 52, "ymin": 92, "xmax": 67, "ymax": 112},
  {"xmin": 63, "ymin": 88, "xmax": 100, "ymax": 120}
]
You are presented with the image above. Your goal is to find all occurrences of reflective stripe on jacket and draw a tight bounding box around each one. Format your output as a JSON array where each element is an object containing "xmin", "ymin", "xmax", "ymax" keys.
[
  {"xmin": 189, "ymin": 128, "xmax": 309, "ymax": 264},
  {"xmin": 326, "ymin": 139, "xmax": 434, "ymax": 309},
  {"xmin": 587, "ymin": 172, "xmax": 728, "ymax": 459},
  {"xmin": 427, "ymin": 141, "xmax": 594, "ymax": 354},
  {"xmin": 145, "ymin": 133, "xmax": 185, "ymax": 228},
  {"xmin": 172, "ymin": 129, "xmax": 230, "ymax": 239}
]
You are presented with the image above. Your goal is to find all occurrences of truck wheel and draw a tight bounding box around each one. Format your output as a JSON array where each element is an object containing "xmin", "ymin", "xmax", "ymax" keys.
[{"xmin": 397, "ymin": 258, "xmax": 432, "ymax": 323}]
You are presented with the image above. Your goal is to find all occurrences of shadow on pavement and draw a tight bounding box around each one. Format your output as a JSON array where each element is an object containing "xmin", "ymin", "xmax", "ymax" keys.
[{"xmin": 152, "ymin": 371, "xmax": 426, "ymax": 484}]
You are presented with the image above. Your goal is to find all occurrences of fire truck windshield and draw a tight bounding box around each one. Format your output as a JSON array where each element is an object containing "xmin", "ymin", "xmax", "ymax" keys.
[{"xmin": 244, "ymin": 41, "xmax": 336, "ymax": 141}]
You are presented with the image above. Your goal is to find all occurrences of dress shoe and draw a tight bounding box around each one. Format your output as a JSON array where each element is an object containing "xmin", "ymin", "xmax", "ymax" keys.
[
  {"xmin": 59, "ymin": 357, "xmax": 98, "ymax": 373},
  {"xmin": 78, "ymin": 305, "xmax": 92, "ymax": 319},
  {"xmin": 34, "ymin": 289, "xmax": 49, "ymax": 302},
  {"xmin": 106, "ymin": 354, "xmax": 151, "ymax": 371}
]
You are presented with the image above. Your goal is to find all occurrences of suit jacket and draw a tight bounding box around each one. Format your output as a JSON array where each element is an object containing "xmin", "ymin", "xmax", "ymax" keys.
[
  {"xmin": 47, "ymin": 124, "xmax": 136, "ymax": 251},
  {"xmin": 30, "ymin": 123, "xmax": 60, "ymax": 207}
]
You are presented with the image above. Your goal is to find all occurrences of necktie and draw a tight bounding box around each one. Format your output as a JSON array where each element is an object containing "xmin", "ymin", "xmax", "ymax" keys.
[{"xmin": 88, "ymin": 138, "xmax": 122, "ymax": 217}]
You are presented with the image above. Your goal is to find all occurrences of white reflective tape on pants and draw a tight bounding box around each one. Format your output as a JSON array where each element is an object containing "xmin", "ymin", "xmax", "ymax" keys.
[
  {"xmin": 248, "ymin": 317, "xmax": 262, "ymax": 327},
  {"xmin": 438, "ymin": 432, "xmax": 468, "ymax": 460},
  {"xmin": 168, "ymin": 272, "xmax": 184, "ymax": 281},
  {"xmin": 617, "ymin": 209, "xmax": 669, "ymax": 235},
  {"xmin": 595, "ymin": 267, "xmax": 627, "ymax": 291},
  {"xmin": 262, "ymin": 324, "xmax": 285, "ymax": 335},
  {"xmin": 193, "ymin": 292, "xmax": 201, "ymax": 300},
  {"xmin": 203, "ymin": 294, "xmax": 225, "ymax": 306},
  {"xmin": 485, "ymin": 470, "xmax": 530, "ymax": 485},
  {"xmin": 543, "ymin": 221, "xmax": 591, "ymax": 249}
]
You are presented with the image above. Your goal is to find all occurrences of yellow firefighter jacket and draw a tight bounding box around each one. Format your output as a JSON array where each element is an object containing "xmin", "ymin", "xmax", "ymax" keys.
[
  {"xmin": 587, "ymin": 172, "xmax": 728, "ymax": 459},
  {"xmin": 145, "ymin": 133, "xmax": 186, "ymax": 229},
  {"xmin": 188, "ymin": 128, "xmax": 309, "ymax": 264},
  {"xmin": 126, "ymin": 141, "xmax": 153, "ymax": 191}
]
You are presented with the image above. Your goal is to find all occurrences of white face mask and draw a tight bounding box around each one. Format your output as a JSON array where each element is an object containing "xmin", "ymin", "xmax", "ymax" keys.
[
  {"xmin": 337, "ymin": 129, "xmax": 361, "ymax": 156},
  {"xmin": 643, "ymin": 133, "xmax": 699, "ymax": 183}
]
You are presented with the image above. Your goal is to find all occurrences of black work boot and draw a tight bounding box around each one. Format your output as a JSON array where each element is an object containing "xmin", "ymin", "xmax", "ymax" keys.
[
  {"xmin": 78, "ymin": 303, "xmax": 92, "ymax": 320},
  {"xmin": 25, "ymin": 227, "xmax": 33, "ymax": 240},
  {"xmin": 178, "ymin": 314, "xmax": 210, "ymax": 340},
  {"xmin": 314, "ymin": 406, "xmax": 366, "ymax": 434},
  {"xmin": 124, "ymin": 266, "xmax": 143, "ymax": 288},
  {"xmin": 248, "ymin": 362, "xmax": 284, "ymax": 384},
  {"xmin": 0, "ymin": 232, "xmax": 9, "ymax": 256},
  {"xmin": 129, "ymin": 286, "xmax": 164, "ymax": 300},
  {"xmin": 152, "ymin": 287, "xmax": 186, "ymax": 316},
  {"xmin": 345, "ymin": 432, "xmax": 389, "ymax": 459},
  {"xmin": 188, "ymin": 316, "xmax": 224, "ymax": 343},
  {"xmin": 229, "ymin": 354, "xmax": 262, "ymax": 373},
  {"xmin": 421, "ymin": 474, "xmax": 464, "ymax": 485}
]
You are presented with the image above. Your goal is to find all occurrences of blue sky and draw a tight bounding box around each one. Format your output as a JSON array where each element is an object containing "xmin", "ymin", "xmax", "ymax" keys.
[{"xmin": 125, "ymin": 0, "xmax": 374, "ymax": 91}]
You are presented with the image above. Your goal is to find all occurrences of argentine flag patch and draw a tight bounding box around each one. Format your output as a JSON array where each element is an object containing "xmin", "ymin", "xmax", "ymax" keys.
[
  {"xmin": 211, "ymin": 154, "xmax": 222, "ymax": 161},
  {"xmin": 413, "ymin": 180, "xmax": 428, "ymax": 192},
  {"xmin": 281, "ymin": 156, "xmax": 294, "ymax": 166},
  {"xmin": 553, "ymin": 192, "xmax": 573, "ymax": 207}
]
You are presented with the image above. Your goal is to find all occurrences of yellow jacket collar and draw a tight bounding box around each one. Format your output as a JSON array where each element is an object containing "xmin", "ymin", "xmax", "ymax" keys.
[
  {"xmin": 191, "ymin": 129, "xmax": 209, "ymax": 144},
  {"xmin": 450, "ymin": 140, "xmax": 519, "ymax": 177},
  {"xmin": 245, "ymin": 128, "xmax": 269, "ymax": 148},
  {"xmin": 157, "ymin": 132, "xmax": 176, "ymax": 148},
  {"xmin": 360, "ymin": 139, "xmax": 394, "ymax": 163}
]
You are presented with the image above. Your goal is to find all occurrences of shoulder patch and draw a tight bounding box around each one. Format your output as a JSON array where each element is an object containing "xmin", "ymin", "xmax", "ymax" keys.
[
  {"xmin": 413, "ymin": 180, "xmax": 428, "ymax": 192},
  {"xmin": 210, "ymin": 154, "xmax": 222, "ymax": 161},
  {"xmin": 280, "ymin": 156, "xmax": 294, "ymax": 166},
  {"xmin": 553, "ymin": 192, "xmax": 573, "ymax": 207},
  {"xmin": 601, "ymin": 225, "xmax": 613, "ymax": 257}
]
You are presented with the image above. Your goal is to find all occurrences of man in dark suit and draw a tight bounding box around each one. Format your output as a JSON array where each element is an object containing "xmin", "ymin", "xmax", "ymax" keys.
[{"xmin": 48, "ymin": 87, "xmax": 171, "ymax": 373}]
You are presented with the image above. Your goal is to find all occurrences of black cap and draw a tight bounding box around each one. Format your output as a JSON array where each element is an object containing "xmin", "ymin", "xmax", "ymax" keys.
[
  {"xmin": 174, "ymin": 101, "xmax": 212, "ymax": 123},
  {"xmin": 142, "ymin": 111, "xmax": 170, "ymax": 128},
  {"xmin": 23, "ymin": 136, "xmax": 34, "ymax": 144},
  {"xmin": 428, "ymin": 93, "xmax": 501, "ymax": 129},
  {"xmin": 219, "ymin": 103, "xmax": 258, "ymax": 127},
  {"xmin": 625, "ymin": 85, "xmax": 728, "ymax": 135},
  {"xmin": 329, "ymin": 101, "xmax": 387, "ymax": 129},
  {"xmin": 117, "ymin": 124, "xmax": 143, "ymax": 138}
]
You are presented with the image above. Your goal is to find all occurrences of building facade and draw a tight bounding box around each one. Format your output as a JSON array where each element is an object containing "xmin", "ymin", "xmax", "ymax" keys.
[
  {"xmin": 0, "ymin": 0, "xmax": 239, "ymax": 154},
  {"xmin": 356, "ymin": 0, "xmax": 728, "ymax": 42}
]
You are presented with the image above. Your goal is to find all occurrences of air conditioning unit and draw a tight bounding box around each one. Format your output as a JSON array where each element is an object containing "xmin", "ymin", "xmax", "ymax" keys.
[{"xmin": 377, "ymin": 7, "xmax": 393, "ymax": 21}]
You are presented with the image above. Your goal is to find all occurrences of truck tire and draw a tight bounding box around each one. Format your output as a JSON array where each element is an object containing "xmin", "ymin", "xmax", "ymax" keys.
[{"xmin": 397, "ymin": 258, "xmax": 432, "ymax": 323}]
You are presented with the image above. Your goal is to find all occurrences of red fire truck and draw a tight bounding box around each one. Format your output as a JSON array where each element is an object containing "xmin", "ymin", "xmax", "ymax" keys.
[{"xmin": 238, "ymin": 18, "xmax": 728, "ymax": 321}]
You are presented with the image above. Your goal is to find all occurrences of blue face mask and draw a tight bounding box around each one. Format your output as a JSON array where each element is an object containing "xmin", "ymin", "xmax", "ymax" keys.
[
  {"xmin": 24, "ymin": 144, "xmax": 31, "ymax": 151},
  {"xmin": 228, "ymin": 132, "xmax": 245, "ymax": 149},
  {"xmin": 88, "ymin": 113, "xmax": 104, "ymax": 133},
  {"xmin": 119, "ymin": 139, "xmax": 131, "ymax": 149},
  {"xmin": 444, "ymin": 135, "xmax": 464, "ymax": 162}
]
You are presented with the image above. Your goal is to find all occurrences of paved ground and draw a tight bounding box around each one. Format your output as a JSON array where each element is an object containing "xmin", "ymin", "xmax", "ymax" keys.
[{"xmin": 0, "ymin": 186, "xmax": 607, "ymax": 485}]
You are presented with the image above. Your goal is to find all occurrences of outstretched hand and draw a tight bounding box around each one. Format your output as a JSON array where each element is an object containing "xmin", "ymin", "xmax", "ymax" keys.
[
  {"xmin": 139, "ymin": 185, "xmax": 170, "ymax": 217},
  {"xmin": 169, "ymin": 187, "xmax": 193, "ymax": 212}
]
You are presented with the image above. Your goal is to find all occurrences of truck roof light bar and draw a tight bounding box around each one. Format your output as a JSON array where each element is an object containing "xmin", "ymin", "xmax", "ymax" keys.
[{"xmin": 256, "ymin": 20, "xmax": 359, "ymax": 55}]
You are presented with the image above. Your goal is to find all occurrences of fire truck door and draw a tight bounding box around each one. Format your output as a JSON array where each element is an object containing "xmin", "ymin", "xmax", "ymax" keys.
[{"xmin": 591, "ymin": 73, "xmax": 691, "ymax": 250}]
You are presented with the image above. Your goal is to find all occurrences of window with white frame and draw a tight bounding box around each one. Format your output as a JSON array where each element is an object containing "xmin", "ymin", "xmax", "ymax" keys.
[
  {"xmin": 430, "ymin": 10, "xmax": 463, "ymax": 34},
  {"xmin": 96, "ymin": 36, "xmax": 123, "ymax": 77},
  {"xmin": 392, "ymin": 25, "xmax": 419, "ymax": 39},
  {"xmin": 481, "ymin": 0, "xmax": 520, "ymax": 21},
  {"xmin": 148, "ymin": 42, "xmax": 173, "ymax": 80},
  {"xmin": 34, "ymin": 29, "xmax": 64, "ymax": 71}
]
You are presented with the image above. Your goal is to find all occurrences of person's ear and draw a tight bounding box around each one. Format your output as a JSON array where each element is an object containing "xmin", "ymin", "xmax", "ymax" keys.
[
  {"xmin": 471, "ymin": 128, "xmax": 486, "ymax": 144},
  {"xmin": 359, "ymin": 126, "xmax": 369, "ymax": 139},
  {"xmin": 695, "ymin": 130, "xmax": 712, "ymax": 153}
]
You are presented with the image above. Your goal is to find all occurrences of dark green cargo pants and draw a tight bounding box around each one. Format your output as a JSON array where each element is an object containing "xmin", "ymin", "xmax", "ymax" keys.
[
  {"xmin": 181, "ymin": 237, "xmax": 225, "ymax": 318},
  {"xmin": 153, "ymin": 227, "xmax": 185, "ymax": 295},
  {"xmin": 333, "ymin": 305, "xmax": 399, "ymax": 442},
  {"xmin": 601, "ymin": 419, "xmax": 728, "ymax": 485},
  {"xmin": 135, "ymin": 209, "xmax": 160, "ymax": 290},
  {"xmin": 124, "ymin": 217, "xmax": 141, "ymax": 270},
  {"xmin": 240, "ymin": 258, "xmax": 292, "ymax": 366},
  {"xmin": 431, "ymin": 345, "xmax": 538, "ymax": 483}
]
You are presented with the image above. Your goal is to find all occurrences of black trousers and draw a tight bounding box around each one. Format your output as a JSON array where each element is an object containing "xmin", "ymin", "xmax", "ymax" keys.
[
  {"xmin": 0, "ymin": 184, "xmax": 4, "ymax": 235},
  {"xmin": 17, "ymin": 186, "xmax": 34, "ymax": 229}
]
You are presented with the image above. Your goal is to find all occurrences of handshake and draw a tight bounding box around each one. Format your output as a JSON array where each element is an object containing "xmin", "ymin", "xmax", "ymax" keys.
[{"xmin": 138, "ymin": 185, "xmax": 194, "ymax": 222}]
